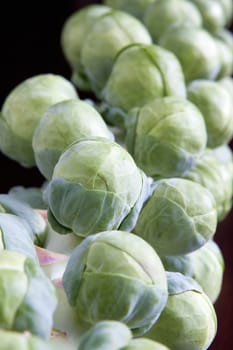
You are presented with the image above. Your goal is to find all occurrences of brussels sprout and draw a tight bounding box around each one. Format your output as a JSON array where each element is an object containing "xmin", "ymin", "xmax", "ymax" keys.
[
  {"xmin": 0, "ymin": 330, "xmax": 53, "ymax": 350},
  {"xmin": 0, "ymin": 194, "xmax": 47, "ymax": 246},
  {"xmin": 134, "ymin": 178, "xmax": 217, "ymax": 256},
  {"xmin": 183, "ymin": 148, "xmax": 233, "ymax": 220},
  {"xmin": 159, "ymin": 25, "xmax": 220, "ymax": 83},
  {"xmin": 0, "ymin": 250, "xmax": 57, "ymax": 338},
  {"xmin": 190, "ymin": 0, "xmax": 233, "ymax": 33},
  {"xmin": 32, "ymin": 99, "xmax": 113, "ymax": 179},
  {"xmin": 77, "ymin": 320, "xmax": 171, "ymax": 350},
  {"xmin": 145, "ymin": 272, "xmax": 217, "ymax": 350},
  {"xmin": 0, "ymin": 213, "xmax": 37, "ymax": 260},
  {"xmin": 143, "ymin": 0, "xmax": 202, "ymax": 42},
  {"xmin": 61, "ymin": 5, "xmax": 111, "ymax": 90},
  {"xmin": 102, "ymin": 43, "xmax": 186, "ymax": 126},
  {"xmin": 61, "ymin": 5, "xmax": 151, "ymax": 92},
  {"xmin": 212, "ymin": 143, "xmax": 233, "ymax": 166},
  {"xmin": 160, "ymin": 240, "xmax": 224, "ymax": 303},
  {"xmin": 189, "ymin": 240, "xmax": 224, "ymax": 303},
  {"xmin": 104, "ymin": 0, "xmax": 155, "ymax": 19},
  {"xmin": 8, "ymin": 184, "xmax": 47, "ymax": 209},
  {"xmin": 126, "ymin": 96, "xmax": 207, "ymax": 178},
  {"xmin": 80, "ymin": 9, "xmax": 152, "ymax": 92},
  {"xmin": 187, "ymin": 80, "xmax": 233, "ymax": 148},
  {"xmin": 214, "ymin": 38, "xmax": 233, "ymax": 79},
  {"xmin": 63, "ymin": 230, "xmax": 168, "ymax": 336},
  {"xmin": 45, "ymin": 137, "xmax": 150, "ymax": 237},
  {"xmin": 0, "ymin": 74, "xmax": 78, "ymax": 166}
]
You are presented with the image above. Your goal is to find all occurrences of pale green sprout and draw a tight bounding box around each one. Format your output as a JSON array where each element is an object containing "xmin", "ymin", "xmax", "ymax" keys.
[
  {"xmin": 0, "ymin": 250, "xmax": 57, "ymax": 338},
  {"xmin": 104, "ymin": 0, "xmax": 155, "ymax": 19},
  {"xmin": 8, "ymin": 184, "xmax": 47, "ymax": 209},
  {"xmin": 161, "ymin": 240, "xmax": 224, "ymax": 303},
  {"xmin": 184, "ymin": 148, "xmax": 233, "ymax": 221},
  {"xmin": 63, "ymin": 230, "xmax": 168, "ymax": 336},
  {"xmin": 190, "ymin": 0, "xmax": 233, "ymax": 33},
  {"xmin": 187, "ymin": 80, "xmax": 233, "ymax": 148},
  {"xmin": 134, "ymin": 178, "xmax": 217, "ymax": 256},
  {"xmin": 32, "ymin": 99, "xmax": 113, "ymax": 179},
  {"xmin": 159, "ymin": 25, "xmax": 220, "ymax": 83},
  {"xmin": 0, "ymin": 74, "xmax": 78, "ymax": 166},
  {"xmin": 143, "ymin": 0, "xmax": 202, "ymax": 42},
  {"xmin": 61, "ymin": 5, "xmax": 152, "ymax": 93},
  {"xmin": 45, "ymin": 137, "xmax": 150, "ymax": 237},
  {"xmin": 145, "ymin": 272, "xmax": 217, "ymax": 350},
  {"xmin": 126, "ymin": 96, "xmax": 207, "ymax": 178},
  {"xmin": 102, "ymin": 43, "xmax": 186, "ymax": 126}
]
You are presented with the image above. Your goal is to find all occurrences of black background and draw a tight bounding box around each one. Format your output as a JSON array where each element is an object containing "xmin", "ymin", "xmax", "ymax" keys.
[{"xmin": 0, "ymin": 1, "xmax": 233, "ymax": 349}]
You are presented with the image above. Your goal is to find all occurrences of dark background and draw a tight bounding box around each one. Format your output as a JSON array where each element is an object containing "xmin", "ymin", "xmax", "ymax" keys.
[{"xmin": 0, "ymin": 1, "xmax": 232, "ymax": 349}]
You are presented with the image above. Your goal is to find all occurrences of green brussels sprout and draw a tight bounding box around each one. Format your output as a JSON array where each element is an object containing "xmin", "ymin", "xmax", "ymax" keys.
[
  {"xmin": 134, "ymin": 178, "xmax": 217, "ymax": 256},
  {"xmin": 189, "ymin": 240, "xmax": 224, "ymax": 303},
  {"xmin": 8, "ymin": 184, "xmax": 47, "ymax": 209},
  {"xmin": 61, "ymin": 5, "xmax": 152, "ymax": 92},
  {"xmin": 159, "ymin": 25, "xmax": 220, "ymax": 83},
  {"xmin": 104, "ymin": 0, "xmax": 155, "ymax": 19},
  {"xmin": 63, "ymin": 230, "xmax": 168, "ymax": 336},
  {"xmin": 126, "ymin": 96, "xmax": 207, "ymax": 178},
  {"xmin": 0, "ymin": 74, "xmax": 78, "ymax": 166},
  {"xmin": 80, "ymin": 9, "xmax": 152, "ymax": 92},
  {"xmin": 183, "ymin": 148, "xmax": 233, "ymax": 221},
  {"xmin": 45, "ymin": 137, "xmax": 150, "ymax": 237},
  {"xmin": 102, "ymin": 43, "xmax": 186, "ymax": 126},
  {"xmin": 190, "ymin": 0, "xmax": 233, "ymax": 33},
  {"xmin": 77, "ymin": 320, "xmax": 171, "ymax": 350},
  {"xmin": 214, "ymin": 37, "xmax": 233, "ymax": 79},
  {"xmin": 143, "ymin": 0, "xmax": 202, "ymax": 42},
  {"xmin": 0, "ymin": 250, "xmax": 57, "ymax": 338},
  {"xmin": 61, "ymin": 5, "xmax": 111, "ymax": 91},
  {"xmin": 215, "ymin": 28, "xmax": 233, "ymax": 53},
  {"xmin": 160, "ymin": 240, "xmax": 224, "ymax": 303},
  {"xmin": 0, "ymin": 194, "xmax": 47, "ymax": 246},
  {"xmin": 0, "ymin": 213, "xmax": 37, "ymax": 260},
  {"xmin": 145, "ymin": 272, "xmax": 217, "ymax": 350},
  {"xmin": 0, "ymin": 330, "xmax": 53, "ymax": 350},
  {"xmin": 32, "ymin": 99, "xmax": 113, "ymax": 179},
  {"xmin": 187, "ymin": 80, "xmax": 233, "ymax": 148},
  {"xmin": 212, "ymin": 143, "xmax": 233, "ymax": 166}
]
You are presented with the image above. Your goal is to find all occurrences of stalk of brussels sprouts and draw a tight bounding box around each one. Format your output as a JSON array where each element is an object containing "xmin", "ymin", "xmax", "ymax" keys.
[
  {"xmin": 102, "ymin": 43, "xmax": 186, "ymax": 126},
  {"xmin": 63, "ymin": 230, "xmax": 168, "ymax": 337},
  {"xmin": 0, "ymin": 74, "xmax": 78, "ymax": 166},
  {"xmin": 183, "ymin": 148, "xmax": 233, "ymax": 221},
  {"xmin": 187, "ymin": 79, "xmax": 233, "ymax": 148},
  {"xmin": 125, "ymin": 96, "xmax": 207, "ymax": 179},
  {"xmin": 45, "ymin": 137, "xmax": 150, "ymax": 237},
  {"xmin": 0, "ymin": 213, "xmax": 37, "ymax": 260},
  {"xmin": 0, "ymin": 250, "xmax": 57, "ymax": 339},
  {"xmin": 145, "ymin": 272, "xmax": 217, "ymax": 350},
  {"xmin": 32, "ymin": 99, "xmax": 114, "ymax": 179},
  {"xmin": 159, "ymin": 25, "xmax": 220, "ymax": 83},
  {"xmin": 161, "ymin": 240, "xmax": 224, "ymax": 304},
  {"xmin": 143, "ymin": 0, "xmax": 202, "ymax": 42},
  {"xmin": 61, "ymin": 5, "xmax": 152, "ymax": 93},
  {"xmin": 134, "ymin": 178, "xmax": 217, "ymax": 256}
]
